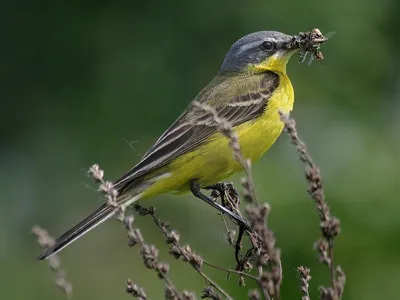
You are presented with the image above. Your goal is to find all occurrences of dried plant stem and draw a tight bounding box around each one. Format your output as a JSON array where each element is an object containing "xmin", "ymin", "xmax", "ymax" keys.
[
  {"xmin": 124, "ymin": 216, "xmax": 182, "ymax": 299},
  {"xmin": 261, "ymin": 283, "xmax": 270, "ymax": 300},
  {"xmin": 126, "ymin": 280, "xmax": 148, "ymax": 299},
  {"xmin": 328, "ymin": 244, "xmax": 335, "ymax": 288},
  {"xmin": 90, "ymin": 165, "xmax": 199, "ymax": 300},
  {"xmin": 297, "ymin": 266, "xmax": 311, "ymax": 300},
  {"xmin": 203, "ymin": 261, "xmax": 259, "ymax": 281},
  {"xmin": 134, "ymin": 204, "xmax": 234, "ymax": 300},
  {"xmin": 197, "ymin": 270, "xmax": 229, "ymax": 299},
  {"xmin": 279, "ymin": 111, "xmax": 345, "ymax": 299},
  {"xmin": 194, "ymin": 101, "xmax": 283, "ymax": 300}
]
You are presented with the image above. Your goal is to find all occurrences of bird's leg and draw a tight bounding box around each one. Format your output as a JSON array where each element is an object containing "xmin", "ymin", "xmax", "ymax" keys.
[
  {"xmin": 234, "ymin": 224, "xmax": 246, "ymax": 264},
  {"xmin": 204, "ymin": 182, "xmax": 240, "ymax": 211},
  {"xmin": 236, "ymin": 245, "xmax": 255, "ymax": 272},
  {"xmin": 204, "ymin": 182, "xmax": 253, "ymax": 264},
  {"xmin": 190, "ymin": 181, "xmax": 251, "ymax": 231},
  {"xmin": 205, "ymin": 182, "xmax": 238, "ymax": 195}
]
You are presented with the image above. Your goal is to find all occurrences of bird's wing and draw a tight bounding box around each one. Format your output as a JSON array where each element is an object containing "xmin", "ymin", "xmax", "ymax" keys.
[{"xmin": 113, "ymin": 71, "xmax": 279, "ymax": 191}]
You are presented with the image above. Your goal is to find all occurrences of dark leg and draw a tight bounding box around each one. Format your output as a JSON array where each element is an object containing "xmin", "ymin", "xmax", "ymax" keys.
[
  {"xmin": 205, "ymin": 182, "xmax": 239, "ymax": 210},
  {"xmin": 235, "ymin": 224, "xmax": 246, "ymax": 264},
  {"xmin": 190, "ymin": 181, "xmax": 251, "ymax": 231},
  {"xmin": 205, "ymin": 182, "xmax": 239, "ymax": 197}
]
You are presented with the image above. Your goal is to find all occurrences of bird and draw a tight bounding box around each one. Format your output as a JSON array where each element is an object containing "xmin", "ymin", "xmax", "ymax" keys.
[{"xmin": 38, "ymin": 31, "xmax": 300, "ymax": 260}]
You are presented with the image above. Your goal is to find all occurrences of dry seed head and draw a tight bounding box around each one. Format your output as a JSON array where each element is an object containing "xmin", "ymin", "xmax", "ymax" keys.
[
  {"xmin": 201, "ymin": 287, "xmax": 221, "ymax": 300},
  {"xmin": 190, "ymin": 253, "xmax": 203, "ymax": 268},
  {"xmin": 164, "ymin": 285, "xmax": 178, "ymax": 300},
  {"xmin": 126, "ymin": 279, "xmax": 147, "ymax": 299},
  {"xmin": 319, "ymin": 286, "xmax": 336, "ymax": 300},
  {"xmin": 141, "ymin": 244, "xmax": 159, "ymax": 268},
  {"xmin": 166, "ymin": 230, "xmax": 180, "ymax": 244},
  {"xmin": 157, "ymin": 263, "xmax": 170, "ymax": 275},
  {"xmin": 169, "ymin": 245, "xmax": 182, "ymax": 259},
  {"xmin": 124, "ymin": 215, "xmax": 134, "ymax": 229},
  {"xmin": 88, "ymin": 164, "xmax": 104, "ymax": 182},
  {"xmin": 248, "ymin": 289, "xmax": 260, "ymax": 300},
  {"xmin": 321, "ymin": 217, "xmax": 341, "ymax": 239}
]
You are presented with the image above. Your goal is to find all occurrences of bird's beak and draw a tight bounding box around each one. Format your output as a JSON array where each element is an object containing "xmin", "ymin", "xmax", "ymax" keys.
[
  {"xmin": 283, "ymin": 36, "xmax": 300, "ymax": 51},
  {"xmin": 274, "ymin": 41, "xmax": 298, "ymax": 61},
  {"xmin": 279, "ymin": 36, "xmax": 301, "ymax": 56},
  {"xmin": 270, "ymin": 37, "xmax": 300, "ymax": 62}
]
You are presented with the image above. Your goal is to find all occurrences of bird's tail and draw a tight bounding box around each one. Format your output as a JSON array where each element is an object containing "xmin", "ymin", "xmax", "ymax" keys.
[{"xmin": 37, "ymin": 193, "xmax": 143, "ymax": 260}]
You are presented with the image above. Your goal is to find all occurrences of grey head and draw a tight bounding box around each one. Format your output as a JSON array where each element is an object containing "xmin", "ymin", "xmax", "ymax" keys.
[{"xmin": 220, "ymin": 31, "xmax": 294, "ymax": 73}]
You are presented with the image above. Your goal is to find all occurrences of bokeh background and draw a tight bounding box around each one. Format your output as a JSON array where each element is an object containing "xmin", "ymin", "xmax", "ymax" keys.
[{"xmin": 1, "ymin": 0, "xmax": 398, "ymax": 299}]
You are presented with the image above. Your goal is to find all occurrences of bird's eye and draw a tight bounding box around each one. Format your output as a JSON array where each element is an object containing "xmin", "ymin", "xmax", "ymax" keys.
[{"xmin": 260, "ymin": 41, "xmax": 275, "ymax": 51}]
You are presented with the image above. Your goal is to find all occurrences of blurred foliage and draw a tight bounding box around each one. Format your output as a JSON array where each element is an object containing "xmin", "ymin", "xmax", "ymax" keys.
[{"xmin": 1, "ymin": 0, "xmax": 398, "ymax": 299}]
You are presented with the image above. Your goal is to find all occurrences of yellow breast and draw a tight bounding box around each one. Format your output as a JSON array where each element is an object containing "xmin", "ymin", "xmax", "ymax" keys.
[
  {"xmin": 234, "ymin": 71, "xmax": 294, "ymax": 161},
  {"xmin": 142, "ymin": 71, "xmax": 294, "ymax": 197}
]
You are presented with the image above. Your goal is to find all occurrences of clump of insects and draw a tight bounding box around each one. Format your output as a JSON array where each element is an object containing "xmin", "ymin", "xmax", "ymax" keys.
[{"xmin": 288, "ymin": 28, "xmax": 335, "ymax": 65}]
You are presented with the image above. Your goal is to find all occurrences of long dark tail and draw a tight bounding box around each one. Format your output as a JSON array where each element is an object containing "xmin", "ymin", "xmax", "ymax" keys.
[{"xmin": 38, "ymin": 204, "xmax": 116, "ymax": 260}]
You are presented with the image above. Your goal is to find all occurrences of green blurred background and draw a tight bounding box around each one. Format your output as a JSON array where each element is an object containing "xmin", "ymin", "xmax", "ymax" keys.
[{"xmin": 1, "ymin": 0, "xmax": 398, "ymax": 299}]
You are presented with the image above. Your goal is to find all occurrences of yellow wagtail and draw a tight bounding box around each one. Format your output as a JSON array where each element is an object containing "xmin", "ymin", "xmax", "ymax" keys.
[{"xmin": 39, "ymin": 31, "xmax": 315, "ymax": 259}]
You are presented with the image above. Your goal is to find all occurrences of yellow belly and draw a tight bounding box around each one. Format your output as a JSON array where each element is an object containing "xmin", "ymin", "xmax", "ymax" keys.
[{"xmin": 142, "ymin": 72, "xmax": 294, "ymax": 197}]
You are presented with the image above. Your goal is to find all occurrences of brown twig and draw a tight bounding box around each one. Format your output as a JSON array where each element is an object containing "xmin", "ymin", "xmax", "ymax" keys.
[
  {"xmin": 279, "ymin": 111, "xmax": 345, "ymax": 299},
  {"xmin": 209, "ymin": 184, "xmax": 247, "ymax": 266},
  {"xmin": 124, "ymin": 216, "xmax": 191, "ymax": 300},
  {"xmin": 133, "ymin": 204, "xmax": 234, "ymax": 300},
  {"xmin": 89, "ymin": 165, "xmax": 196, "ymax": 300},
  {"xmin": 32, "ymin": 226, "xmax": 72, "ymax": 298}
]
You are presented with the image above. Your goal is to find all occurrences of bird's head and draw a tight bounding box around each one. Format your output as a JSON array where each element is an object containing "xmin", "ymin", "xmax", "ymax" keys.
[{"xmin": 220, "ymin": 31, "xmax": 299, "ymax": 74}]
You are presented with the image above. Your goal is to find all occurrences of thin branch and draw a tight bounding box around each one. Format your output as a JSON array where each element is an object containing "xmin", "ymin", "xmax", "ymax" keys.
[
  {"xmin": 134, "ymin": 204, "xmax": 234, "ymax": 300},
  {"xmin": 279, "ymin": 111, "xmax": 344, "ymax": 299},
  {"xmin": 203, "ymin": 261, "xmax": 258, "ymax": 281},
  {"xmin": 89, "ymin": 165, "xmax": 195, "ymax": 300}
]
